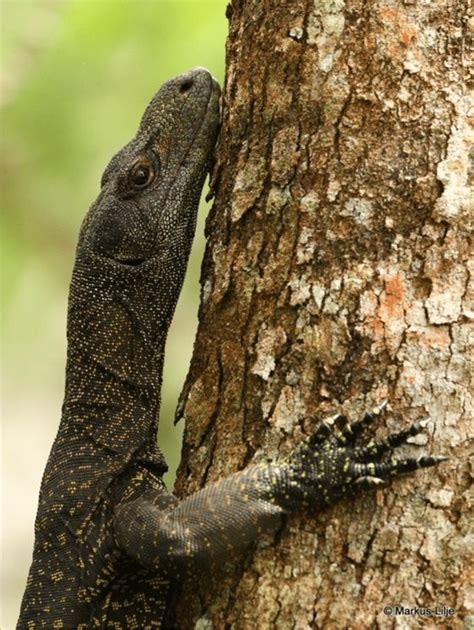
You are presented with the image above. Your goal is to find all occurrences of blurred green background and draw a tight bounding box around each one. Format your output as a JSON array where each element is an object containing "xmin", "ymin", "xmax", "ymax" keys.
[{"xmin": 1, "ymin": 1, "xmax": 227, "ymax": 626}]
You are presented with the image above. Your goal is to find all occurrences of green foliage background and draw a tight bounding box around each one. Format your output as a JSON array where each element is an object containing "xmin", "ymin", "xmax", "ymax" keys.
[{"xmin": 1, "ymin": 2, "xmax": 227, "ymax": 626}]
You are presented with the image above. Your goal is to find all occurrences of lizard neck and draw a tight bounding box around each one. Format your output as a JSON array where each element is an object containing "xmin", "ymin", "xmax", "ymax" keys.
[{"xmin": 61, "ymin": 249, "xmax": 185, "ymax": 455}]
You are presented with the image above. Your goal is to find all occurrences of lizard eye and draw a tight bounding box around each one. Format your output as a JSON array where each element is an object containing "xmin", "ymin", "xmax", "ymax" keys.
[{"xmin": 129, "ymin": 157, "xmax": 156, "ymax": 189}]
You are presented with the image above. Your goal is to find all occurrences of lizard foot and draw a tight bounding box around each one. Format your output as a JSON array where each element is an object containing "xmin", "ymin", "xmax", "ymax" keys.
[{"xmin": 288, "ymin": 401, "xmax": 447, "ymax": 508}]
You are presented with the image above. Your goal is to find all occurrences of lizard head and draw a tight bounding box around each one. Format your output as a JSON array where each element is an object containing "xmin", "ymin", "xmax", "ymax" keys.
[
  {"xmin": 67, "ymin": 70, "xmax": 220, "ymax": 392},
  {"xmin": 78, "ymin": 68, "xmax": 220, "ymax": 271}
]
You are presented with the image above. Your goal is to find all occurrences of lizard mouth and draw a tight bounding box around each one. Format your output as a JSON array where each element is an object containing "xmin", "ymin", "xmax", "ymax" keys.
[{"xmin": 148, "ymin": 69, "xmax": 221, "ymax": 251}]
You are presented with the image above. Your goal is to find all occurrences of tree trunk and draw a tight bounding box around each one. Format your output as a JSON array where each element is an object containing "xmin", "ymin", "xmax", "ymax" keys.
[{"xmin": 170, "ymin": 1, "xmax": 471, "ymax": 628}]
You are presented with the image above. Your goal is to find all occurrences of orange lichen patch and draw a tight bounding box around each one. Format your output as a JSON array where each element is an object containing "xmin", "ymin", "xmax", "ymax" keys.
[
  {"xmin": 377, "ymin": 6, "xmax": 418, "ymax": 59},
  {"xmin": 378, "ymin": 6, "xmax": 399, "ymax": 21},
  {"xmin": 380, "ymin": 274, "xmax": 405, "ymax": 321},
  {"xmin": 399, "ymin": 26, "xmax": 417, "ymax": 47},
  {"xmin": 374, "ymin": 273, "xmax": 409, "ymax": 356},
  {"xmin": 409, "ymin": 326, "xmax": 451, "ymax": 349}
]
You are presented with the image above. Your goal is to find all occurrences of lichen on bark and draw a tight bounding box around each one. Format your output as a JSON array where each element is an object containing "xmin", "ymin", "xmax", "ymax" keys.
[{"xmin": 170, "ymin": 1, "xmax": 472, "ymax": 628}]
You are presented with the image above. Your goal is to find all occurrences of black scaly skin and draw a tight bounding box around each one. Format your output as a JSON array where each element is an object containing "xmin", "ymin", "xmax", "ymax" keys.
[
  {"xmin": 18, "ymin": 69, "xmax": 446, "ymax": 629},
  {"xmin": 114, "ymin": 402, "xmax": 446, "ymax": 578}
]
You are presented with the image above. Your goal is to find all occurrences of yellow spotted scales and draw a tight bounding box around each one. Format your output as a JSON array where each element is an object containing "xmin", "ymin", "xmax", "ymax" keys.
[{"xmin": 18, "ymin": 70, "xmax": 446, "ymax": 629}]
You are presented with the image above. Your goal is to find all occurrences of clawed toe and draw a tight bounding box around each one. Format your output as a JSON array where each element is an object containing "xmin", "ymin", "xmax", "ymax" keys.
[
  {"xmin": 352, "ymin": 418, "xmax": 430, "ymax": 462},
  {"xmin": 306, "ymin": 401, "xmax": 448, "ymax": 493},
  {"xmin": 351, "ymin": 455, "xmax": 448, "ymax": 483},
  {"xmin": 309, "ymin": 399, "xmax": 389, "ymax": 449},
  {"xmin": 355, "ymin": 475, "xmax": 388, "ymax": 489}
]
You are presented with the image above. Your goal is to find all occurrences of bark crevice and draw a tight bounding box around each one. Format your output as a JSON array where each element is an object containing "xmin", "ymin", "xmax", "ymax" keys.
[{"xmin": 170, "ymin": 1, "xmax": 471, "ymax": 627}]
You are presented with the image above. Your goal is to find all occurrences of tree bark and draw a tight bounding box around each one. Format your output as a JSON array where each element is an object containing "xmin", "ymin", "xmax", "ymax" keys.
[{"xmin": 170, "ymin": 1, "xmax": 471, "ymax": 628}]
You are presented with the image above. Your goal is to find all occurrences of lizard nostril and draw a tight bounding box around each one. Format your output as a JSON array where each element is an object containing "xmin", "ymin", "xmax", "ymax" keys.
[{"xmin": 179, "ymin": 79, "xmax": 193, "ymax": 94}]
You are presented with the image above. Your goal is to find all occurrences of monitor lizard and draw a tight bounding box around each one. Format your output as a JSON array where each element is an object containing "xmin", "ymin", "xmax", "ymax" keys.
[{"xmin": 17, "ymin": 68, "xmax": 447, "ymax": 629}]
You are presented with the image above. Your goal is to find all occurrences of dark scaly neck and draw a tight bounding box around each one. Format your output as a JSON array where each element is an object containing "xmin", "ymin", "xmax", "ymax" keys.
[{"xmin": 61, "ymin": 248, "xmax": 186, "ymax": 456}]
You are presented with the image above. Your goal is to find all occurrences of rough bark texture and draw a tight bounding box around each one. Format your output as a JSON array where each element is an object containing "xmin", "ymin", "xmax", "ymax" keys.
[{"xmin": 171, "ymin": 1, "xmax": 471, "ymax": 628}]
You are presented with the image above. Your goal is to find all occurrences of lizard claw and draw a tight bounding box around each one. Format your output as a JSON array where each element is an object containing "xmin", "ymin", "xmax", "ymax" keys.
[{"xmin": 355, "ymin": 475, "xmax": 388, "ymax": 489}]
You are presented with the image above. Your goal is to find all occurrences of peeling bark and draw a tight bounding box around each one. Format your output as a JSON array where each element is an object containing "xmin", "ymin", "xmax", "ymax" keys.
[{"xmin": 169, "ymin": 1, "xmax": 471, "ymax": 628}]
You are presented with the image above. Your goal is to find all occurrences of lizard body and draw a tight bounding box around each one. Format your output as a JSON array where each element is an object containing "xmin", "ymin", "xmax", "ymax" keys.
[{"xmin": 18, "ymin": 69, "xmax": 445, "ymax": 629}]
